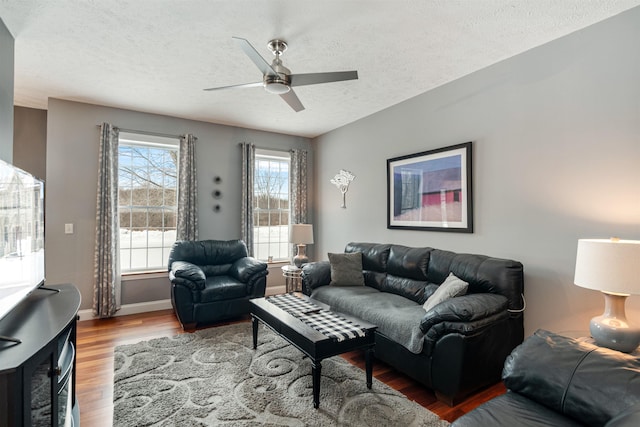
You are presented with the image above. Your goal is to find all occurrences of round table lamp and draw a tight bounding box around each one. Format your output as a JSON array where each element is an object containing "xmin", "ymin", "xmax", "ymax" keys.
[
  {"xmin": 290, "ymin": 224, "xmax": 314, "ymax": 268},
  {"xmin": 574, "ymin": 238, "xmax": 640, "ymax": 353}
]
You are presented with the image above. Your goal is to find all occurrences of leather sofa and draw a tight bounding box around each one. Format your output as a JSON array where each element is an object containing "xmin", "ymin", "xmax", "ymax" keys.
[
  {"xmin": 301, "ymin": 242, "xmax": 524, "ymax": 405},
  {"xmin": 452, "ymin": 329, "xmax": 640, "ymax": 427},
  {"xmin": 168, "ymin": 239, "xmax": 268, "ymax": 329}
]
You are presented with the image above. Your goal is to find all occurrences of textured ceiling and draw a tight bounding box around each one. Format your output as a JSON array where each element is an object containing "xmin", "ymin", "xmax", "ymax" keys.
[{"xmin": 2, "ymin": 1, "xmax": 639, "ymax": 138}]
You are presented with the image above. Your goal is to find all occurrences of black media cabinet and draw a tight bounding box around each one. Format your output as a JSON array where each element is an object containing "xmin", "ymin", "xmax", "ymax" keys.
[{"xmin": 0, "ymin": 284, "xmax": 81, "ymax": 427}]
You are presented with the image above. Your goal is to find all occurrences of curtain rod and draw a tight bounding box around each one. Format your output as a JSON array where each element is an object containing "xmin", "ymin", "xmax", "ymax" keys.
[
  {"xmin": 238, "ymin": 142, "xmax": 303, "ymax": 153},
  {"xmin": 95, "ymin": 124, "xmax": 185, "ymax": 140}
]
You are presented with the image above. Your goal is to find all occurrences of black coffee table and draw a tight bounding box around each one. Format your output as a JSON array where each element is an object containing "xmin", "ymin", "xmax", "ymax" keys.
[{"xmin": 250, "ymin": 293, "xmax": 377, "ymax": 408}]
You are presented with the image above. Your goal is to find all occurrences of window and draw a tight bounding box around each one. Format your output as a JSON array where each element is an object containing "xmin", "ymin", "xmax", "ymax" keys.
[
  {"xmin": 253, "ymin": 150, "xmax": 290, "ymax": 261},
  {"xmin": 118, "ymin": 133, "xmax": 179, "ymax": 272}
]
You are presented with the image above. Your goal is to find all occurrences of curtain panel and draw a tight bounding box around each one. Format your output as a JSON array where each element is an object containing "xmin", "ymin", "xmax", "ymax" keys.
[
  {"xmin": 240, "ymin": 142, "xmax": 255, "ymax": 256},
  {"xmin": 290, "ymin": 149, "xmax": 308, "ymax": 224},
  {"xmin": 290, "ymin": 149, "xmax": 309, "ymax": 259},
  {"xmin": 176, "ymin": 133, "xmax": 198, "ymax": 241},
  {"xmin": 93, "ymin": 123, "xmax": 121, "ymax": 318}
]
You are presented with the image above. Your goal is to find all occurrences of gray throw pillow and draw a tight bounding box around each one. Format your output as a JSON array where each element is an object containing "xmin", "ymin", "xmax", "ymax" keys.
[
  {"xmin": 328, "ymin": 252, "xmax": 365, "ymax": 286},
  {"xmin": 422, "ymin": 272, "xmax": 468, "ymax": 312}
]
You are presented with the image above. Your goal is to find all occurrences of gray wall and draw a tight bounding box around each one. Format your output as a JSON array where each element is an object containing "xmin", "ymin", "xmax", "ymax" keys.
[
  {"xmin": 14, "ymin": 106, "xmax": 47, "ymax": 179},
  {"xmin": 0, "ymin": 18, "xmax": 14, "ymax": 162},
  {"xmin": 312, "ymin": 8, "xmax": 640, "ymax": 337},
  {"xmin": 46, "ymin": 99, "xmax": 311, "ymax": 309}
]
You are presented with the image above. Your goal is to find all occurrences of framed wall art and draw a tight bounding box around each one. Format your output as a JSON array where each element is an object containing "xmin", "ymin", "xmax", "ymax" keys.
[{"xmin": 387, "ymin": 141, "xmax": 473, "ymax": 232}]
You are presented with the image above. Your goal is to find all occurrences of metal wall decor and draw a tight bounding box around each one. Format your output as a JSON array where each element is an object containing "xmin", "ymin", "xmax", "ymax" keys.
[
  {"xmin": 213, "ymin": 176, "xmax": 222, "ymax": 212},
  {"xmin": 330, "ymin": 169, "xmax": 356, "ymax": 208}
]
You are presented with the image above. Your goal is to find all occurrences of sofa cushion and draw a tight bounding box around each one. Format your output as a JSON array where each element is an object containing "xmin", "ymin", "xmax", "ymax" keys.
[
  {"xmin": 503, "ymin": 330, "xmax": 640, "ymax": 427},
  {"xmin": 428, "ymin": 249, "xmax": 525, "ymax": 313},
  {"xmin": 423, "ymin": 273, "xmax": 469, "ymax": 312},
  {"xmin": 168, "ymin": 239, "xmax": 248, "ymax": 269},
  {"xmin": 363, "ymin": 270, "xmax": 387, "ymax": 290},
  {"xmin": 373, "ymin": 245, "xmax": 433, "ymax": 303},
  {"xmin": 201, "ymin": 264, "xmax": 232, "ymax": 276},
  {"xmin": 344, "ymin": 242, "xmax": 391, "ymax": 272},
  {"xmin": 311, "ymin": 285, "xmax": 427, "ymax": 354},
  {"xmin": 382, "ymin": 275, "xmax": 430, "ymax": 304},
  {"xmin": 387, "ymin": 245, "xmax": 431, "ymax": 280},
  {"xmin": 328, "ymin": 252, "xmax": 365, "ymax": 286},
  {"xmin": 200, "ymin": 276, "xmax": 248, "ymax": 302},
  {"xmin": 423, "ymin": 283, "xmax": 438, "ymax": 300}
]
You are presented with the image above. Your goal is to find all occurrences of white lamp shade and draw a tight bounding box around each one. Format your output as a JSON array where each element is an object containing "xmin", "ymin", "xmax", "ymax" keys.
[
  {"xmin": 574, "ymin": 239, "xmax": 640, "ymax": 295},
  {"xmin": 289, "ymin": 224, "xmax": 314, "ymax": 244}
]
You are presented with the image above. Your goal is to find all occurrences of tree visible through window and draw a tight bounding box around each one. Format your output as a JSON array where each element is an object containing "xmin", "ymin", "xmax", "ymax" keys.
[
  {"xmin": 254, "ymin": 150, "xmax": 290, "ymax": 261},
  {"xmin": 118, "ymin": 133, "xmax": 179, "ymax": 272}
]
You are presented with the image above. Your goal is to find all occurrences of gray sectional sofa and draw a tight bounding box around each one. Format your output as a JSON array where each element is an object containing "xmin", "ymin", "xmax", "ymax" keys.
[{"xmin": 301, "ymin": 242, "xmax": 525, "ymax": 405}]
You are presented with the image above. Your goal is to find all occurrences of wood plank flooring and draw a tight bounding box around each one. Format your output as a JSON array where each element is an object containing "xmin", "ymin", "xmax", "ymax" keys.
[{"xmin": 75, "ymin": 309, "xmax": 505, "ymax": 425}]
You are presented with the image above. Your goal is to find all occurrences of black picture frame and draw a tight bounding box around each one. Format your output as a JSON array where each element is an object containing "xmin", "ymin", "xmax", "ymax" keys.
[{"xmin": 387, "ymin": 142, "xmax": 473, "ymax": 232}]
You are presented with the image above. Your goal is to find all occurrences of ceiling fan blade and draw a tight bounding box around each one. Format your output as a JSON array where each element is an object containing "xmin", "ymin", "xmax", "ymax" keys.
[
  {"xmin": 203, "ymin": 81, "xmax": 263, "ymax": 91},
  {"xmin": 232, "ymin": 36, "xmax": 279, "ymax": 77},
  {"xmin": 289, "ymin": 71, "xmax": 358, "ymax": 87},
  {"xmin": 280, "ymin": 89, "xmax": 305, "ymax": 112}
]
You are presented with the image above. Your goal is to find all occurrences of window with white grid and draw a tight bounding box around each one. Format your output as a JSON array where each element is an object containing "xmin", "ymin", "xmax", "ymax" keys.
[
  {"xmin": 118, "ymin": 133, "xmax": 179, "ymax": 272},
  {"xmin": 253, "ymin": 150, "xmax": 290, "ymax": 261}
]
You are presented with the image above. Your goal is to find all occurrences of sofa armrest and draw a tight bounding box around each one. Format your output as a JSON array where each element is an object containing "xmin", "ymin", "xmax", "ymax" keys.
[
  {"xmin": 301, "ymin": 261, "xmax": 331, "ymax": 295},
  {"xmin": 169, "ymin": 261, "xmax": 206, "ymax": 291},
  {"xmin": 229, "ymin": 257, "xmax": 268, "ymax": 282},
  {"xmin": 420, "ymin": 293, "xmax": 508, "ymax": 332},
  {"xmin": 420, "ymin": 293, "xmax": 509, "ymax": 354},
  {"xmin": 229, "ymin": 257, "xmax": 268, "ymax": 294}
]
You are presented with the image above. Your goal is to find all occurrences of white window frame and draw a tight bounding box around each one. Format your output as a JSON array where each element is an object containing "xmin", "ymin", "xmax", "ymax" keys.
[
  {"xmin": 253, "ymin": 149, "xmax": 290, "ymax": 262},
  {"xmin": 118, "ymin": 132, "xmax": 180, "ymax": 273}
]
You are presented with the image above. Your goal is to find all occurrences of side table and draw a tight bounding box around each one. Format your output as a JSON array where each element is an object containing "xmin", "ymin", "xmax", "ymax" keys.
[{"xmin": 282, "ymin": 265, "xmax": 302, "ymax": 293}]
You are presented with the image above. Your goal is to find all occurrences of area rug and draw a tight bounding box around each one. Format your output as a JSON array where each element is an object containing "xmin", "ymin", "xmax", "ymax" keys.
[{"xmin": 113, "ymin": 322, "xmax": 449, "ymax": 426}]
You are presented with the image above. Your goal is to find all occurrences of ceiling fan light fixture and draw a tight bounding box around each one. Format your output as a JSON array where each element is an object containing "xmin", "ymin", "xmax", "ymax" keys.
[
  {"xmin": 205, "ymin": 37, "xmax": 358, "ymax": 111},
  {"xmin": 264, "ymin": 81, "xmax": 291, "ymax": 95}
]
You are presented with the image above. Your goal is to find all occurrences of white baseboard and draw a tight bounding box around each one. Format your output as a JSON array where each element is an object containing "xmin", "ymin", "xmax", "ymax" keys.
[
  {"xmin": 77, "ymin": 287, "xmax": 290, "ymax": 321},
  {"xmin": 77, "ymin": 299, "xmax": 173, "ymax": 321}
]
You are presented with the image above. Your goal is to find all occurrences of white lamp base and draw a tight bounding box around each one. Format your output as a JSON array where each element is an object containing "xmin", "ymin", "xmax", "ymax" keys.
[
  {"xmin": 590, "ymin": 292, "xmax": 640, "ymax": 353},
  {"xmin": 293, "ymin": 244, "xmax": 308, "ymax": 268}
]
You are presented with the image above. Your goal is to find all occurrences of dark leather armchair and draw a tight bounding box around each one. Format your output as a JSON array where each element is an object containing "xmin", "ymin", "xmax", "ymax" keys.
[
  {"xmin": 452, "ymin": 330, "xmax": 640, "ymax": 426},
  {"xmin": 168, "ymin": 239, "xmax": 268, "ymax": 329}
]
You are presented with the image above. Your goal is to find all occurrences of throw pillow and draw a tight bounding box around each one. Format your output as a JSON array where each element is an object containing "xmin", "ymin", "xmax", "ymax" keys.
[
  {"xmin": 328, "ymin": 252, "xmax": 365, "ymax": 286},
  {"xmin": 422, "ymin": 272, "xmax": 468, "ymax": 312}
]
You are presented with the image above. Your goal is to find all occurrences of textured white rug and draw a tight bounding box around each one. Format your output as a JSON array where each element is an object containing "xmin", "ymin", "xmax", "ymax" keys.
[{"xmin": 113, "ymin": 322, "xmax": 449, "ymax": 426}]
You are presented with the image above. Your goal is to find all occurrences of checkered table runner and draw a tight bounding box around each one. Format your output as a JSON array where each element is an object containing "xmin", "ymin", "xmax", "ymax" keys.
[{"xmin": 266, "ymin": 293, "xmax": 367, "ymax": 342}]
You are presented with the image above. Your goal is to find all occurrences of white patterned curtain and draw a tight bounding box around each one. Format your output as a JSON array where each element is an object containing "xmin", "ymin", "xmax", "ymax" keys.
[
  {"xmin": 240, "ymin": 142, "xmax": 255, "ymax": 256},
  {"xmin": 93, "ymin": 123, "xmax": 121, "ymax": 318},
  {"xmin": 290, "ymin": 149, "xmax": 309, "ymax": 258},
  {"xmin": 176, "ymin": 134, "xmax": 198, "ymax": 241}
]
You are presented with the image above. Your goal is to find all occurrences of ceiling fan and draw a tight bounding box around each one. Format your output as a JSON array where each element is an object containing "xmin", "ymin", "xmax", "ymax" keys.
[{"xmin": 204, "ymin": 37, "xmax": 358, "ymax": 112}]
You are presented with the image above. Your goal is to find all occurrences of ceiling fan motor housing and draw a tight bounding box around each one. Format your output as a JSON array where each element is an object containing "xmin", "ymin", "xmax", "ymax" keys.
[{"xmin": 263, "ymin": 54, "xmax": 292, "ymax": 94}]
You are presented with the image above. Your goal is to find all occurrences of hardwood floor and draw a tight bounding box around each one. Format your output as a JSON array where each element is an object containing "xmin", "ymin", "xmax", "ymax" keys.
[{"xmin": 76, "ymin": 309, "xmax": 505, "ymax": 425}]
